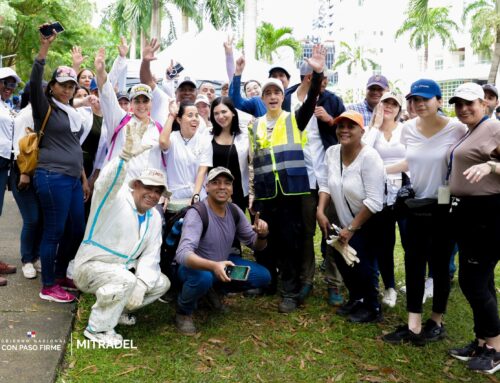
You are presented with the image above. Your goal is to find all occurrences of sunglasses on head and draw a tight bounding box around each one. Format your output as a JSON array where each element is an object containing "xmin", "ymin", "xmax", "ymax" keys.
[{"xmin": 2, "ymin": 80, "xmax": 17, "ymax": 89}]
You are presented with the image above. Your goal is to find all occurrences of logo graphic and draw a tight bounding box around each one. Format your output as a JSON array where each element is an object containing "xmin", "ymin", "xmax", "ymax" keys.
[{"xmin": 26, "ymin": 331, "xmax": 36, "ymax": 338}]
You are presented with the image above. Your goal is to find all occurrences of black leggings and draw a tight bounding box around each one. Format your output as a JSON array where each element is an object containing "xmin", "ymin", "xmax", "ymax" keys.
[{"xmin": 454, "ymin": 195, "xmax": 500, "ymax": 339}]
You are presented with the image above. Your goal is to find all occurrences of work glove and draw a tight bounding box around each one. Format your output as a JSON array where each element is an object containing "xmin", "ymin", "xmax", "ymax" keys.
[
  {"xmin": 125, "ymin": 279, "xmax": 148, "ymax": 311},
  {"xmin": 120, "ymin": 121, "xmax": 151, "ymax": 161},
  {"xmin": 326, "ymin": 234, "xmax": 360, "ymax": 267}
]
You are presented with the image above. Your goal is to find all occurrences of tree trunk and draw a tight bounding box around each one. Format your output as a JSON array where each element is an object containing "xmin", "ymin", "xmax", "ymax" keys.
[
  {"xmin": 488, "ymin": 1, "xmax": 500, "ymax": 83},
  {"xmin": 243, "ymin": 0, "xmax": 257, "ymax": 60},
  {"xmin": 182, "ymin": 11, "xmax": 189, "ymax": 34},
  {"xmin": 424, "ymin": 44, "xmax": 429, "ymax": 71},
  {"xmin": 140, "ymin": 30, "xmax": 145, "ymax": 59},
  {"xmin": 151, "ymin": 0, "xmax": 161, "ymax": 40},
  {"xmin": 130, "ymin": 28, "xmax": 137, "ymax": 60}
]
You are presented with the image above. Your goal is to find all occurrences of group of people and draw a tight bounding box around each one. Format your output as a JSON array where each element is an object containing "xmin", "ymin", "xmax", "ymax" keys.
[{"xmin": 0, "ymin": 24, "xmax": 499, "ymax": 375}]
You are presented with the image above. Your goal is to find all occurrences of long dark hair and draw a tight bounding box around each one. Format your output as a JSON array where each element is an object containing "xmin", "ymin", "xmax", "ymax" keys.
[
  {"xmin": 173, "ymin": 101, "xmax": 197, "ymax": 131},
  {"xmin": 210, "ymin": 97, "xmax": 241, "ymax": 136}
]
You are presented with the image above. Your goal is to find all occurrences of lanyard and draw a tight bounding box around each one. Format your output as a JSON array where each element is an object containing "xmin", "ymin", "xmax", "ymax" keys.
[{"xmin": 446, "ymin": 115, "xmax": 488, "ymax": 182}]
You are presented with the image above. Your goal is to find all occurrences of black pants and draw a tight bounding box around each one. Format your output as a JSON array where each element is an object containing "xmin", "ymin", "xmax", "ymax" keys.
[
  {"xmin": 404, "ymin": 201, "xmax": 454, "ymax": 314},
  {"xmin": 254, "ymin": 191, "xmax": 304, "ymax": 299},
  {"xmin": 454, "ymin": 195, "xmax": 500, "ymax": 339}
]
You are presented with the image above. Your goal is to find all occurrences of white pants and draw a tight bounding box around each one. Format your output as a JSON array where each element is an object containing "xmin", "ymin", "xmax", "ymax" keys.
[{"xmin": 74, "ymin": 261, "xmax": 170, "ymax": 332}]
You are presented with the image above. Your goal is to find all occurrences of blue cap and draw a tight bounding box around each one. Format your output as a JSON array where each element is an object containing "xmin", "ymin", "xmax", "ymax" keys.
[
  {"xmin": 408, "ymin": 79, "xmax": 441, "ymax": 99},
  {"xmin": 89, "ymin": 78, "xmax": 98, "ymax": 92}
]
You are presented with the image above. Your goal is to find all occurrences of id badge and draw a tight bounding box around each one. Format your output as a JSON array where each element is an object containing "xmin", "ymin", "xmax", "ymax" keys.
[{"xmin": 438, "ymin": 185, "xmax": 451, "ymax": 205}]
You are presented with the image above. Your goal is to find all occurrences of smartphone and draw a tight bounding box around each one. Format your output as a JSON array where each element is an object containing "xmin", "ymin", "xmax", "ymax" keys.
[
  {"xmin": 166, "ymin": 63, "xmax": 184, "ymax": 80},
  {"xmin": 39, "ymin": 22, "xmax": 65, "ymax": 37},
  {"xmin": 225, "ymin": 265, "xmax": 250, "ymax": 281}
]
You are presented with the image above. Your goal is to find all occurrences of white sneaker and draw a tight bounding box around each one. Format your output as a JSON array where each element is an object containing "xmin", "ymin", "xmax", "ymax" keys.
[
  {"xmin": 382, "ymin": 288, "xmax": 397, "ymax": 308},
  {"xmin": 84, "ymin": 327, "xmax": 123, "ymax": 347},
  {"xmin": 33, "ymin": 259, "xmax": 42, "ymax": 272},
  {"xmin": 400, "ymin": 285, "xmax": 407, "ymax": 294},
  {"xmin": 423, "ymin": 277, "xmax": 434, "ymax": 303},
  {"xmin": 118, "ymin": 313, "xmax": 137, "ymax": 326},
  {"xmin": 22, "ymin": 263, "xmax": 36, "ymax": 279}
]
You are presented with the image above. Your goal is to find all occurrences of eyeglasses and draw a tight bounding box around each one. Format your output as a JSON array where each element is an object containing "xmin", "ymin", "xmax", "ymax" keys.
[{"xmin": 2, "ymin": 80, "xmax": 17, "ymax": 90}]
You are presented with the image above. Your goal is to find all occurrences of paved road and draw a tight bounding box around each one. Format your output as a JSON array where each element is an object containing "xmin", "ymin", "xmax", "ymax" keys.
[{"xmin": 0, "ymin": 191, "xmax": 75, "ymax": 383}]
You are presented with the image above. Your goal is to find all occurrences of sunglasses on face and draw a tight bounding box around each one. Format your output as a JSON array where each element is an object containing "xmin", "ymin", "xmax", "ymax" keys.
[{"xmin": 2, "ymin": 80, "xmax": 17, "ymax": 90}]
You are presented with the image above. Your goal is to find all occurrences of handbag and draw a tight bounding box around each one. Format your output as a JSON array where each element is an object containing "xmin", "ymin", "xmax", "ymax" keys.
[
  {"xmin": 16, "ymin": 105, "xmax": 51, "ymax": 176},
  {"xmin": 392, "ymin": 172, "xmax": 414, "ymax": 219}
]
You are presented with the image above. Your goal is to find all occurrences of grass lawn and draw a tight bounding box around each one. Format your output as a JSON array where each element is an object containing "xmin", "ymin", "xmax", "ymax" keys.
[{"xmin": 58, "ymin": 228, "xmax": 499, "ymax": 383}]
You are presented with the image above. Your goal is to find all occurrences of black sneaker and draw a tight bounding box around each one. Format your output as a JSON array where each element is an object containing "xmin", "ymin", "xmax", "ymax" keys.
[
  {"xmin": 382, "ymin": 325, "xmax": 426, "ymax": 346},
  {"xmin": 348, "ymin": 305, "xmax": 383, "ymax": 323},
  {"xmin": 468, "ymin": 346, "xmax": 500, "ymax": 374},
  {"xmin": 278, "ymin": 297, "xmax": 298, "ymax": 313},
  {"xmin": 336, "ymin": 299, "xmax": 362, "ymax": 317},
  {"xmin": 449, "ymin": 339, "xmax": 484, "ymax": 361},
  {"xmin": 422, "ymin": 319, "xmax": 446, "ymax": 342}
]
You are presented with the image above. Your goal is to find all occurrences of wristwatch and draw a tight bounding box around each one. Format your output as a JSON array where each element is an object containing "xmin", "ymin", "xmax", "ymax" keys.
[
  {"xmin": 347, "ymin": 224, "xmax": 360, "ymax": 233},
  {"xmin": 488, "ymin": 161, "xmax": 497, "ymax": 174}
]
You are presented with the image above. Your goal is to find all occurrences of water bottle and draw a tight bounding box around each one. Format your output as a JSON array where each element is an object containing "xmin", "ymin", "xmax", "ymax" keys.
[{"xmin": 165, "ymin": 218, "xmax": 183, "ymax": 247}]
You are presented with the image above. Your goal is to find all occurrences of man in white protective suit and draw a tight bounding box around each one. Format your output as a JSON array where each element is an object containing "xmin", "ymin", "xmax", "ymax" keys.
[{"xmin": 73, "ymin": 121, "xmax": 171, "ymax": 346}]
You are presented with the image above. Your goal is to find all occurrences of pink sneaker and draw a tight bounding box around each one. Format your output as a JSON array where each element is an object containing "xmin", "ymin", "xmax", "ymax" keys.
[
  {"xmin": 40, "ymin": 285, "xmax": 76, "ymax": 303},
  {"xmin": 55, "ymin": 277, "xmax": 78, "ymax": 292}
]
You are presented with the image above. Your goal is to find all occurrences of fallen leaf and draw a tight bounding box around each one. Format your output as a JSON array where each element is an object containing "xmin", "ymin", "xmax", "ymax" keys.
[
  {"xmin": 68, "ymin": 361, "xmax": 76, "ymax": 369},
  {"xmin": 312, "ymin": 348, "xmax": 325, "ymax": 354},
  {"xmin": 115, "ymin": 367, "xmax": 139, "ymax": 377},
  {"xmin": 333, "ymin": 371, "xmax": 345, "ymax": 381},
  {"xmin": 256, "ymin": 373, "xmax": 265, "ymax": 383},
  {"xmin": 300, "ymin": 359, "xmax": 305, "ymax": 370},
  {"xmin": 360, "ymin": 376, "xmax": 385, "ymax": 382},
  {"xmin": 208, "ymin": 338, "xmax": 224, "ymax": 344},
  {"xmin": 379, "ymin": 367, "xmax": 396, "ymax": 375},
  {"xmin": 363, "ymin": 365, "xmax": 379, "ymax": 372},
  {"xmin": 487, "ymin": 376, "xmax": 500, "ymax": 383},
  {"xmin": 79, "ymin": 365, "xmax": 97, "ymax": 374}
]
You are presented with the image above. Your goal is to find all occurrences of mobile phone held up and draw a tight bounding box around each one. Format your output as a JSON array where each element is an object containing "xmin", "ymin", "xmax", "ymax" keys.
[
  {"xmin": 225, "ymin": 265, "xmax": 250, "ymax": 281},
  {"xmin": 39, "ymin": 22, "xmax": 65, "ymax": 37},
  {"xmin": 166, "ymin": 63, "xmax": 184, "ymax": 80}
]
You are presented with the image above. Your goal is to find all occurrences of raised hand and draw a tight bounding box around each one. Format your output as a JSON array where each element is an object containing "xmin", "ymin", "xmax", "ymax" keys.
[
  {"xmin": 38, "ymin": 23, "xmax": 58, "ymax": 46},
  {"xmin": 235, "ymin": 55, "xmax": 246, "ymax": 76},
  {"xmin": 168, "ymin": 99, "xmax": 179, "ymax": 117},
  {"xmin": 252, "ymin": 212, "xmax": 269, "ymax": 238},
  {"xmin": 71, "ymin": 46, "xmax": 87, "ymax": 69},
  {"xmin": 143, "ymin": 38, "xmax": 160, "ymax": 62},
  {"xmin": 118, "ymin": 36, "xmax": 129, "ymax": 58},
  {"xmin": 305, "ymin": 44, "xmax": 326, "ymax": 74},
  {"xmin": 120, "ymin": 121, "xmax": 152, "ymax": 161},
  {"xmin": 94, "ymin": 47, "xmax": 106, "ymax": 75},
  {"xmin": 371, "ymin": 103, "xmax": 384, "ymax": 130},
  {"xmin": 223, "ymin": 35, "xmax": 234, "ymax": 55}
]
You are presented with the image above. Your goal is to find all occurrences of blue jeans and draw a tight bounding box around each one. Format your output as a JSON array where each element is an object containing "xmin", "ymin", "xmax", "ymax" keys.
[
  {"xmin": 9, "ymin": 165, "xmax": 42, "ymax": 263},
  {"xmin": 33, "ymin": 169, "xmax": 85, "ymax": 287},
  {"xmin": 177, "ymin": 255, "xmax": 271, "ymax": 315},
  {"xmin": 0, "ymin": 156, "xmax": 11, "ymax": 216}
]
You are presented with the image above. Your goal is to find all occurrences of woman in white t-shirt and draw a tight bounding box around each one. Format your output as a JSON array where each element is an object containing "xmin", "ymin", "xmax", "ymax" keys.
[
  {"xmin": 160, "ymin": 101, "xmax": 210, "ymax": 207},
  {"xmin": 317, "ymin": 111, "xmax": 385, "ymax": 324},
  {"xmin": 363, "ymin": 91, "xmax": 406, "ymax": 309},
  {"xmin": 383, "ymin": 79, "xmax": 467, "ymax": 346}
]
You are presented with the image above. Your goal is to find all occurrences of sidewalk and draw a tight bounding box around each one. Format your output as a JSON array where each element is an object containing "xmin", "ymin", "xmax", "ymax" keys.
[{"xmin": 0, "ymin": 191, "xmax": 75, "ymax": 383}]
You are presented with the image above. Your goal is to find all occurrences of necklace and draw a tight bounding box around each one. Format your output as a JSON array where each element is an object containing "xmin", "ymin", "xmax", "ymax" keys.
[{"xmin": 179, "ymin": 130, "xmax": 193, "ymax": 145}]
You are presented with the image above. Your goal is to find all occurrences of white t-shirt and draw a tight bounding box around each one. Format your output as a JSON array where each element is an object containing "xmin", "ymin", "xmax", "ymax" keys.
[
  {"xmin": 363, "ymin": 123, "xmax": 405, "ymax": 205},
  {"xmin": 401, "ymin": 118, "xmax": 467, "ymax": 199},
  {"xmin": 166, "ymin": 131, "xmax": 211, "ymax": 200},
  {"xmin": 0, "ymin": 99, "xmax": 16, "ymax": 160},
  {"xmin": 318, "ymin": 144, "xmax": 384, "ymax": 228},
  {"xmin": 151, "ymin": 86, "xmax": 173, "ymax": 127}
]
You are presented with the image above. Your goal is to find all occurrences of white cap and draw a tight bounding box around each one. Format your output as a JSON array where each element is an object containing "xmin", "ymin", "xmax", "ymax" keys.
[
  {"xmin": 194, "ymin": 94, "xmax": 210, "ymax": 106},
  {"xmin": 380, "ymin": 91, "xmax": 403, "ymax": 107},
  {"xmin": 129, "ymin": 84, "xmax": 153, "ymax": 100},
  {"xmin": 260, "ymin": 78, "xmax": 284, "ymax": 95},
  {"xmin": 129, "ymin": 168, "xmax": 171, "ymax": 197},
  {"xmin": 0, "ymin": 67, "xmax": 21, "ymax": 83},
  {"xmin": 449, "ymin": 82, "xmax": 485, "ymax": 104}
]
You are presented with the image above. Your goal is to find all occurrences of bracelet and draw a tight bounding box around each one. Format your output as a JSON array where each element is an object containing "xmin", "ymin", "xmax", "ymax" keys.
[
  {"xmin": 488, "ymin": 161, "xmax": 497, "ymax": 174},
  {"xmin": 347, "ymin": 224, "xmax": 360, "ymax": 233}
]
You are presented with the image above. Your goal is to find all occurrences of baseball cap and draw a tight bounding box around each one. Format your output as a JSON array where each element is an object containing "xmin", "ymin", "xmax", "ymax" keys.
[
  {"xmin": 129, "ymin": 168, "xmax": 170, "ymax": 197},
  {"xmin": 207, "ymin": 166, "xmax": 234, "ymax": 182},
  {"xmin": 194, "ymin": 94, "xmax": 210, "ymax": 106},
  {"xmin": 300, "ymin": 62, "xmax": 313, "ymax": 76},
  {"xmin": 89, "ymin": 78, "xmax": 98, "ymax": 92},
  {"xmin": 449, "ymin": 82, "xmax": 485, "ymax": 104},
  {"xmin": 380, "ymin": 91, "xmax": 403, "ymax": 106},
  {"xmin": 0, "ymin": 67, "xmax": 21, "ymax": 84},
  {"xmin": 177, "ymin": 75, "xmax": 197, "ymax": 89},
  {"xmin": 482, "ymin": 83, "xmax": 498, "ymax": 98},
  {"xmin": 366, "ymin": 74, "xmax": 389, "ymax": 89},
  {"xmin": 269, "ymin": 65, "xmax": 291, "ymax": 79},
  {"xmin": 129, "ymin": 84, "xmax": 153, "ymax": 100},
  {"xmin": 407, "ymin": 79, "xmax": 442, "ymax": 99},
  {"xmin": 261, "ymin": 78, "xmax": 284, "ymax": 95},
  {"xmin": 52, "ymin": 66, "xmax": 78, "ymax": 85},
  {"xmin": 332, "ymin": 111, "xmax": 365, "ymax": 129},
  {"xmin": 116, "ymin": 91, "xmax": 129, "ymax": 101}
]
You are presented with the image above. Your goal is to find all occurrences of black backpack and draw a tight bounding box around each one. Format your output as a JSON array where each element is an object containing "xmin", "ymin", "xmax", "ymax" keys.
[{"xmin": 161, "ymin": 202, "xmax": 241, "ymax": 285}]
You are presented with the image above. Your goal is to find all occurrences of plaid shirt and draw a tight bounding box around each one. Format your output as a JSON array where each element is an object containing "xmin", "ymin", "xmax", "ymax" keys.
[{"xmin": 346, "ymin": 99, "xmax": 373, "ymax": 127}]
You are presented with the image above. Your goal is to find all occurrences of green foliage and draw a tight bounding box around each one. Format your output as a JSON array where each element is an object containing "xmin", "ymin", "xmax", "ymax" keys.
[
  {"xmin": 332, "ymin": 41, "xmax": 378, "ymax": 75},
  {"xmin": 463, "ymin": 0, "xmax": 500, "ymax": 59},
  {"xmin": 0, "ymin": 0, "xmax": 116, "ymax": 82},
  {"xmin": 255, "ymin": 22, "xmax": 302, "ymax": 63}
]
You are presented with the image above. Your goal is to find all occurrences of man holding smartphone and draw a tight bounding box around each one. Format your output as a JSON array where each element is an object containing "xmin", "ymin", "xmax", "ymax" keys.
[{"xmin": 174, "ymin": 167, "xmax": 270, "ymax": 335}]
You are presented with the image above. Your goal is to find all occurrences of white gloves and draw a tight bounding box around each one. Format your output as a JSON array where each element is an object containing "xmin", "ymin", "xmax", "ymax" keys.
[
  {"xmin": 326, "ymin": 234, "xmax": 360, "ymax": 267},
  {"xmin": 120, "ymin": 121, "xmax": 152, "ymax": 161},
  {"xmin": 125, "ymin": 279, "xmax": 148, "ymax": 310}
]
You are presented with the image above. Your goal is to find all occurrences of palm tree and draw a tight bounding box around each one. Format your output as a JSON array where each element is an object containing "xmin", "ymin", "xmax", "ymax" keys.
[
  {"xmin": 255, "ymin": 22, "xmax": 302, "ymax": 63},
  {"xmin": 463, "ymin": 0, "xmax": 500, "ymax": 83},
  {"xmin": 243, "ymin": 0, "xmax": 257, "ymax": 60},
  {"xmin": 395, "ymin": 0, "xmax": 458, "ymax": 70},
  {"xmin": 332, "ymin": 41, "xmax": 378, "ymax": 74}
]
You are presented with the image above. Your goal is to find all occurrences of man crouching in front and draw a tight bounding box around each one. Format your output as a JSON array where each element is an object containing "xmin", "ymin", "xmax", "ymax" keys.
[
  {"xmin": 174, "ymin": 167, "xmax": 270, "ymax": 335},
  {"xmin": 73, "ymin": 122, "xmax": 171, "ymax": 346}
]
